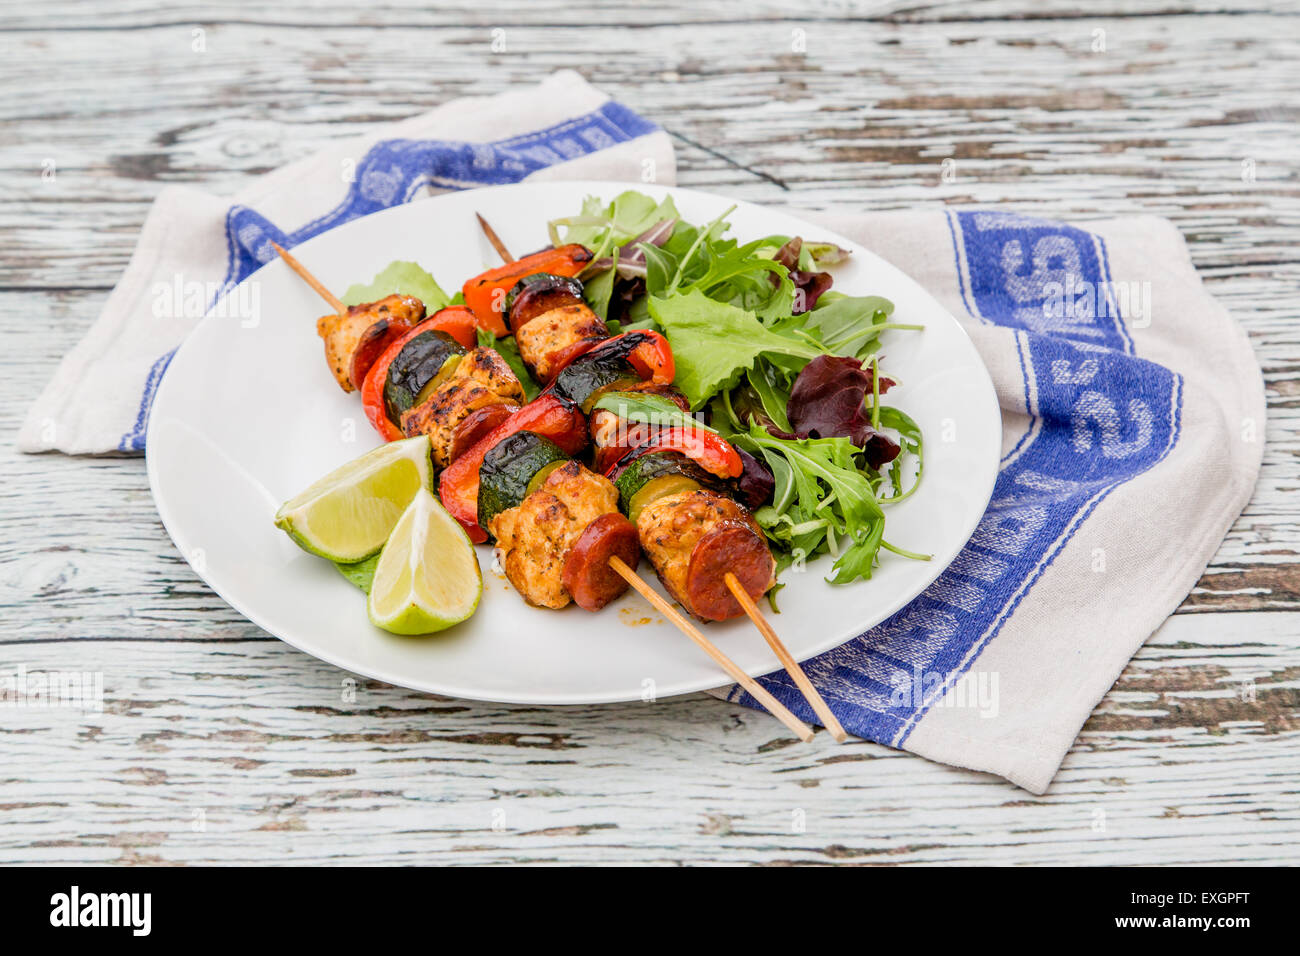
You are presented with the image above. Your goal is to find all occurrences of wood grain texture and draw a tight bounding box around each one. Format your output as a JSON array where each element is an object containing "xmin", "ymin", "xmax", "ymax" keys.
[{"xmin": 2, "ymin": 0, "xmax": 1297, "ymax": 865}]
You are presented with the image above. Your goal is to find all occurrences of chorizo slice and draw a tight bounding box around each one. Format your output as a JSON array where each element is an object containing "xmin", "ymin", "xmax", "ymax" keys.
[
  {"xmin": 448, "ymin": 402, "xmax": 519, "ymax": 465},
  {"xmin": 348, "ymin": 317, "xmax": 411, "ymax": 393},
  {"xmin": 684, "ymin": 520, "xmax": 775, "ymax": 622},
  {"xmin": 561, "ymin": 513, "xmax": 640, "ymax": 612}
]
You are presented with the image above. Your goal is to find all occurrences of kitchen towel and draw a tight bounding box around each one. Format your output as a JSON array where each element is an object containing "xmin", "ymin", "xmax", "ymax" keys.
[
  {"xmin": 22, "ymin": 73, "xmax": 1264, "ymax": 794},
  {"xmin": 720, "ymin": 207, "xmax": 1264, "ymax": 793}
]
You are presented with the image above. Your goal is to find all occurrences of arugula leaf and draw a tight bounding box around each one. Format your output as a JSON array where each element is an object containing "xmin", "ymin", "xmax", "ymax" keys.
[
  {"xmin": 592, "ymin": 392, "xmax": 717, "ymax": 433},
  {"xmin": 686, "ymin": 236, "xmax": 794, "ymax": 320},
  {"xmin": 651, "ymin": 212, "xmax": 794, "ymax": 321},
  {"xmin": 647, "ymin": 291, "xmax": 821, "ymax": 409},
  {"xmin": 777, "ymin": 294, "xmax": 894, "ymax": 360},
  {"xmin": 475, "ymin": 327, "xmax": 540, "ymax": 401},
  {"xmin": 876, "ymin": 405, "xmax": 924, "ymax": 502},
  {"xmin": 341, "ymin": 261, "xmax": 450, "ymax": 311},
  {"xmin": 735, "ymin": 425, "xmax": 888, "ymax": 585}
]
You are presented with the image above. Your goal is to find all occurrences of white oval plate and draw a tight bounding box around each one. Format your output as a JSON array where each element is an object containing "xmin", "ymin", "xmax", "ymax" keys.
[{"xmin": 147, "ymin": 181, "xmax": 1000, "ymax": 704}]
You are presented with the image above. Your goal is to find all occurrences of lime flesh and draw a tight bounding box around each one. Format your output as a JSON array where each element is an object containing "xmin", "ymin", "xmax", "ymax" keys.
[
  {"xmin": 367, "ymin": 488, "xmax": 481, "ymax": 635},
  {"xmin": 274, "ymin": 436, "xmax": 434, "ymax": 563}
]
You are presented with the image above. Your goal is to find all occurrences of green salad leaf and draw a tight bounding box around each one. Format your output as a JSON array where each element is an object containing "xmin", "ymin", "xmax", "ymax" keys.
[
  {"xmin": 647, "ymin": 291, "xmax": 821, "ymax": 408},
  {"xmin": 552, "ymin": 191, "xmax": 679, "ymax": 320},
  {"xmin": 733, "ymin": 426, "xmax": 888, "ymax": 585},
  {"xmin": 592, "ymin": 392, "xmax": 716, "ymax": 433},
  {"xmin": 793, "ymin": 294, "xmax": 895, "ymax": 359},
  {"xmin": 876, "ymin": 405, "xmax": 924, "ymax": 502},
  {"xmin": 342, "ymin": 261, "xmax": 450, "ymax": 311},
  {"xmin": 334, "ymin": 553, "xmax": 380, "ymax": 594},
  {"xmin": 555, "ymin": 191, "xmax": 679, "ymax": 249},
  {"xmin": 642, "ymin": 210, "xmax": 794, "ymax": 320}
]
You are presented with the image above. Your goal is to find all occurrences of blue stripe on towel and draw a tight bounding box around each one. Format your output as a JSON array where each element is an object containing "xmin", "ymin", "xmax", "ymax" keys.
[
  {"xmin": 123, "ymin": 101, "xmax": 659, "ymax": 452},
  {"xmin": 118, "ymin": 347, "xmax": 177, "ymax": 452},
  {"xmin": 735, "ymin": 211, "xmax": 1184, "ymax": 744}
]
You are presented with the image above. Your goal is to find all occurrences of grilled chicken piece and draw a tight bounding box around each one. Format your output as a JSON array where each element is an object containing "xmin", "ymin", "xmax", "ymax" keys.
[
  {"xmin": 636, "ymin": 489, "xmax": 775, "ymax": 621},
  {"xmin": 401, "ymin": 347, "xmax": 525, "ymax": 468},
  {"xmin": 514, "ymin": 303, "xmax": 608, "ymax": 383},
  {"xmin": 316, "ymin": 294, "xmax": 424, "ymax": 392},
  {"xmin": 489, "ymin": 461, "xmax": 621, "ymax": 610},
  {"xmin": 590, "ymin": 382, "xmax": 692, "ymax": 450}
]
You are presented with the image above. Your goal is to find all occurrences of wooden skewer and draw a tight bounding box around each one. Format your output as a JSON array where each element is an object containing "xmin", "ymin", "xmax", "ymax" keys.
[
  {"xmin": 476, "ymin": 213, "xmax": 515, "ymax": 264},
  {"xmin": 271, "ymin": 241, "xmax": 346, "ymax": 315},
  {"xmin": 725, "ymin": 573, "xmax": 849, "ymax": 743},
  {"xmin": 608, "ymin": 556, "xmax": 815, "ymax": 743}
]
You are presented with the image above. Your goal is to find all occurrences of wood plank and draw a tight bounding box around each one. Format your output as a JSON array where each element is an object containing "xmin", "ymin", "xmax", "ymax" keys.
[
  {"xmin": 1, "ymin": 1, "xmax": 1297, "ymax": 863},
  {"xmin": 0, "ymin": 612, "xmax": 1294, "ymax": 865}
]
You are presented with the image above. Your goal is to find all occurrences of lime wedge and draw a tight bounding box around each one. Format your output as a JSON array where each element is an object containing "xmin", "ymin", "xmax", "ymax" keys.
[
  {"xmin": 274, "ymin": 436, "xmax": 434, "ymax": 563},
  {"xmin": 367, "ymin": 488, "xmax": 482, "ymax": 635}
]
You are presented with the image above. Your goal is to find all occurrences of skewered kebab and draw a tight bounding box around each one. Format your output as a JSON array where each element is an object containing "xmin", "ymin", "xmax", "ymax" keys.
[
  {"xmin": 449, "ymin": 326, "xmax": 690, "ymax": 610},
  {"xmin": 610, "ymin": 451, "xmax": 774, "ymax": 622},
  {"xmin": 275, "ymin": 221, "xmax": 834, "ymax": 742},
  {"xmin": 274, "ymin": 243, "xmax": 526, "ymax": 470},
  {"xmin": 438, "ymin": 384, "xmax": 813, "ymax": 739},
  {"xmin": 459, "ymin": 427, "xmax": 813, "ymax": 739},
  {"xmin": 481, "ymin": 232, "xmax": 783, "ymax": 620},
  {"xmin": 461, "ymin": 243, "xmax": 592, "ymax": 337},
  {"xmin": 488, "ymin": 270, "xmax": 776, "ymax": 621},
  {"xmin": 477, "ymin": 224, "xmax": 844, "ymax": 738},
  {"xmin": 478, "ymin": 432, "xmax": 640, "ymax": 612}
]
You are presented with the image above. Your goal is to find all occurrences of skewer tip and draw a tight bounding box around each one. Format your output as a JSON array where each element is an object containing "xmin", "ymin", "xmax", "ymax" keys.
[{"xmin": 475, "ymin": 212, "xmax": 515, "ymax": 264}]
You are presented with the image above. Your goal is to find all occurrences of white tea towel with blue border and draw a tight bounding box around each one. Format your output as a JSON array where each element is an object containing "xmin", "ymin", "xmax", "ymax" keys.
[
  {"xmin": 716, "ymin": 208, "xmax": 1264, "ymax": 793},
  {"xmin": 19, "ymin": 71, "xmax": 672, "ymax": 454}
]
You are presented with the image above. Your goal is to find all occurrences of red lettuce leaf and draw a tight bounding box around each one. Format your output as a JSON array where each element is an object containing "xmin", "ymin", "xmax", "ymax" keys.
[
  {"xmin": 774, "ymin": 237, "xmax": 833, "ymax": 314},
  {"xmin": 735, "ymin": 447, "xmax": 775, "ymax": 510},
  {"xmin": 785, "ymin": 355, "xmax": 900, "ymax": 469}
]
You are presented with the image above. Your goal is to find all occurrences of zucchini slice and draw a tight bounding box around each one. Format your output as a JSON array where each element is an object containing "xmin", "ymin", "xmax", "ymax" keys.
[
  {"xmin": 551, "ymin": 352, "xmax": 641, "ymax": 414},
  {"xmin": 477, "ymin": 431, "xmax": 569, "ymax": 531},
  {"xmin": 525, "ymin": 460, "xmax": 567, "ymax": 499},
  {"xmin": 383, "ymin": 330, "xmax": 467, "ymax": 424},
  {"xmin": 410, "ymin": 354, "xmax": 463, "ymax": 409},
  {"xmin": 627, "ymin": 474, "xmax": 703, "ymax": 526},
  {"xmin": 613, "ymin": 451, "xmax": 722, "ymax": 522}
]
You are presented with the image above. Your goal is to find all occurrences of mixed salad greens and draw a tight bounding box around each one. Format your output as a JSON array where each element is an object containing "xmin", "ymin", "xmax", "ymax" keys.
[
  {"xmin": 360, "ymin": 190, "xmax": 926, "ymax": 588},
  {"xmin": 550, "ymin": 190, "xmax": 927, "ymax": 586}
]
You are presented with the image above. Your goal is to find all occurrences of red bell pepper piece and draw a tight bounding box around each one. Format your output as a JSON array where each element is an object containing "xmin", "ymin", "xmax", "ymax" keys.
[
  {"xmin": 598, "ymin": 426, "xmax": 743, "ymax": 480},
  {"xmin": 576, "ymin": 330, "xmax": 675, "ymax": 385},
  {"xmin": 424, "ymin": 305, "xmax": 478, "ymax": 350},
  {"xmin": 462, "ymin": 244, "xmax": 592, "ymax": 337},
  {"xmin": 621, "ymin": 330, "xmax": 674, "ymax": 385},
  {"xmin": 438, "ymin": 394, "xmax": 588, "ymax": 542},
  {"xmin": 360, "ymin": 309, "xmax": 472, "ymax": 441}
]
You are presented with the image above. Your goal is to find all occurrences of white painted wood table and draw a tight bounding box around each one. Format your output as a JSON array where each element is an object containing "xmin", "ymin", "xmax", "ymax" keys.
[{"xmin": 2, "ymin": 1, "xmax": 1297, "ymax": 865}]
